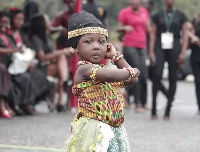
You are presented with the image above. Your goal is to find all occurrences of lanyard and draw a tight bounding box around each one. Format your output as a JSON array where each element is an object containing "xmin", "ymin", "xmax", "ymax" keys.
[{"xmin": 164, "ymin": 9, "xmax": 176, "ymax": 32}]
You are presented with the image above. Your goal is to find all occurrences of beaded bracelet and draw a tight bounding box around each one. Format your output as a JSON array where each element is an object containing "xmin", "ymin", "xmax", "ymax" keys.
[
  {"xmin": 90, "ymin": 65, "xmax": 101, "ymax": 81},
  {"xmin": 120, "ymin": 80, "xmax": 125, "ymax": 88},
  {"xmin": 111, "ymin": 52, "xmax": 123, "ymax": 64},
  {"xmin": 123, "ymin": 67, "xmax": 136, "ymax": 81}
]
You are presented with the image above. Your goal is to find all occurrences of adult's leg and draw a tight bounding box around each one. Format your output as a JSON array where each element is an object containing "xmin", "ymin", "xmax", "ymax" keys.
[
  {"xmin": 123, "ymin": 47, "xmax": 140, "ymax": 109},
  {"xmin": 164, "ymin": 48, "xmax": 180, "ymax": 118},
  {"xmin": 47, "ymin": 55, "xmax": 68, "ymax": 109},
  {"xmin": 138, "ymin": 49, "xmax": 148, "ymax": 108},
  {"xmin": 12, "ymin": 73, "xmax": 36, "ymax": 115},
  {"xmin": 191, "ymin": 59, "xmax": 200, "ymax": 112},
  {"xmin": 151, "ymin": 46, "xmax": 165, "ymax": 118},
  {"xmin": 149, "ymin": 66, "xmax": 168, "ymax": 97}
]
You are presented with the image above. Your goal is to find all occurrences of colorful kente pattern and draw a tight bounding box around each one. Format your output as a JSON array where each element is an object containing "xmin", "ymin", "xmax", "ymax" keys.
[{"xmin": 73, "ymin": 80, "xmax": 125, "ymax": 127}]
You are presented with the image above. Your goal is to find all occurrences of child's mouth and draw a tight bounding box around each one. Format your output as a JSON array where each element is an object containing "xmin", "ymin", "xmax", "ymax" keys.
[{"xmin": 92, "ymin": 54, "xmax": 100, "ymax": 59}]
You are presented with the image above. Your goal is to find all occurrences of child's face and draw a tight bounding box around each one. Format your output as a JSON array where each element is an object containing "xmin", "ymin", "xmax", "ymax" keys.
[{"xmin": 77, "ymin": 33, "xmax": 108, "ymax": 64}]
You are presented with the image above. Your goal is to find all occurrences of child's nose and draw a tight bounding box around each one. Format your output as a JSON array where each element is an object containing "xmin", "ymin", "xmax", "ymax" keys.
[{"xmin": 92, "ymin": 41, "xmax": 100, "ymax": 50}]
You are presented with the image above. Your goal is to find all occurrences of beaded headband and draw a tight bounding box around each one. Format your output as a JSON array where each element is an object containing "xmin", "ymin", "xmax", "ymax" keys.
[{"xmin": 68, "ymin": 27, "xmax": 108, "ymax": 39}]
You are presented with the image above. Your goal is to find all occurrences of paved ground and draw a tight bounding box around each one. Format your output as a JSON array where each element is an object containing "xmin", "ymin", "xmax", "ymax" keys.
[{"xmin": 0, "ymin": 78, "xmax": 200, "ymax": 152}]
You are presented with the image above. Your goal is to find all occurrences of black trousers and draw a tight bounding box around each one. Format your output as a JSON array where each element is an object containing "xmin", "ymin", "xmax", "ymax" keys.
[
  {"xmin": 190, "ymin": 58, "xmax": 200, "ymax": 111},
  {"xmin": 151, "ymin": 42, "xmax": 180, "ymax": 115},
  {"xmin": 123, "ymin": 47, "xmax": 148, "ymax": 106}
]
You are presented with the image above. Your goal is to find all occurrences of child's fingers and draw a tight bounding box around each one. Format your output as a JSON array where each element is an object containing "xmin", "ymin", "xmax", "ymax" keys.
[
  {"xmin": 107, "ymin": 43, "xmax": 112, "ymax": 49},
  {"xmin": 133, "ymin": 68, "xmax": 140, "ymax": 77}
]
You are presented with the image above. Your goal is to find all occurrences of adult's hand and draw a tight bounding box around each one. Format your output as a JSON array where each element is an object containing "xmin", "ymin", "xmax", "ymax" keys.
[
  {"xmin": 177, "ymin": 53, "xmax": 186, "ymax": 66},
  {"xmin": 124, "ymin": 25, "xmax": 134, "ymax": 32},
  {"xmin": 148, "ymin": 52, "xmax": 155, "ymax": 66}
]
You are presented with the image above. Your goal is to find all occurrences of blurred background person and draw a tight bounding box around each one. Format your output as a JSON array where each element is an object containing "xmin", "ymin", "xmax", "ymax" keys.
[
  {"xmin": 83, "ymin": 0, "xmax": 108, "ymax": 28},
  {"xmin": 187, "ymin": 14, "xmax": 200, "ymax": 118},
  {"xmin": 6, "ymin": 8, "xmax": 37, "ymax": 115},
  {"xmin": 22, "ymin": 0, "xmax": 39, "ymax": 34},
  {"xmin": 117, "ymin": 0, "xmax": 150, "ymax": 112},
  {"xmin": 148, "ymin": 0, "xmax": 188, "ymax": 120},
  {"xmin": 143, "ymin": 0, "xmax": 169, "ymax": 106},
  {"xmin": 0, "ymin": 11, "xmax": 19, "ymax": 119},
  {"xmin": 28, "ymin": 14, "xmax": 74, "ymax": 112},
  {"xmin": 51, "ymin": 0, "xmax": 76, "ymax": 110}
]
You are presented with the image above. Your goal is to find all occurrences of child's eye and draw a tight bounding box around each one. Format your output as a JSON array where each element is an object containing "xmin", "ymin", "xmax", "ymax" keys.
[
  {"xmin": 99, "ymin": 40, "xmax": 106, "ymax": 44},
  {"xmin": 85, "ymin": 40, "xmax": 92, "ymax": 44}
]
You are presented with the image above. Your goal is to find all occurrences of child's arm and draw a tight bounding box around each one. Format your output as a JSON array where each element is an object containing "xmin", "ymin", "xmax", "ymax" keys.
[{"xmin": 74, "ymin": 43, "xmax": 139, "ymax": 86}]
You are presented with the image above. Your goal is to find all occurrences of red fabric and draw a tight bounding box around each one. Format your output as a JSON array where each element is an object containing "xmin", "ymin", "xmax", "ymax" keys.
[
  {"xmin": 52, "ymin": 11, "xmax": 74, "ymax": 32},
  {"xmin": 0, "ymin": 32, "xmax": 11, "ymax": 59},
  {"xmin": 118, "ymin": 7, "xmax": 150, "ymax": 49},
  {"xmin": 7, "ymin": 30, "xmax": 23, "ymax": 46},
  {"xmin": 101, "ymin": 58, "xmax": 107, "ymax": 65}
]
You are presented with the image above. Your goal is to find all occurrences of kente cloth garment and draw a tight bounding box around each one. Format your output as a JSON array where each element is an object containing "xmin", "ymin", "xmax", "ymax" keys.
[
  {"xmin": 72, "ymin": 80, "xmax": 125, "ymax": 127},
  {"xmin": 63, "ymin": 117, "xmax": 131, "ymax": 152}
]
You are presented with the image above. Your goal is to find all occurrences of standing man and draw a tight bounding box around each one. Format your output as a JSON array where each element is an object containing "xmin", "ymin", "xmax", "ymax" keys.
[
  {"xmin": 148, "ymin": 0, "xmax": 188, "ymax": 120},
  {"xmin": 117, "ymin": 0, "xmax": 150, "ymax": 112}
]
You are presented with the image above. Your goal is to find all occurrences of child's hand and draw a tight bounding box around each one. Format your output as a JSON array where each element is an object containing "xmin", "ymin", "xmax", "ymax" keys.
[
  {"xmin": 133, "ymin": 68, "xmax": 140, "ymax": 77},
  {"xmin": 105, "ymin": 43, "xmax": 117, "ymax": 59}
]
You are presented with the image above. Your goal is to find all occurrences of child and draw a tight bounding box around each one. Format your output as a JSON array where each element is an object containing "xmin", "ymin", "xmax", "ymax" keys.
[{"xmin": 63, "ymin": 12, "xmax": 140, "ymax": 152}]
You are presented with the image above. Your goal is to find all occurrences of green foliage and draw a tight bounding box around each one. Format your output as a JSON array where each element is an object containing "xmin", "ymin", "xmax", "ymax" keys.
[
  {"xmin": 175, "ymin": 0, "xmax": 200, "ymax": 20},
  {"xmin": 0, "ymin": 0, "xmax": 24, "ymax": 10},
  {"xmin": 37, "ymin": 0, "xmax": 65, "ymax": 20}
]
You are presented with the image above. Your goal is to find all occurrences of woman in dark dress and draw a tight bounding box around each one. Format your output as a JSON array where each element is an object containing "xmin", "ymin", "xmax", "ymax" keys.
[
  {"xmin": 28, "ymin": 14, "xmax": 74, "ymax": 112},
  {"xmin": 4, "ymin": 8, "xmax": 39, "ymax": 115},
  {"xmin": 0, "ymin": 12, "xmax": 23, "ymax": 118},
  {"xmin": 187, "ymin": 16, "xmax": 200, "ymax": 118}
]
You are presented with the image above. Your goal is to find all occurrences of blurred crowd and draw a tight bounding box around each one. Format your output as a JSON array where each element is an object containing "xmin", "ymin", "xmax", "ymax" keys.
[{"xmin": 0, "ymin": 0, "xmax": 200, "ymax": 120}]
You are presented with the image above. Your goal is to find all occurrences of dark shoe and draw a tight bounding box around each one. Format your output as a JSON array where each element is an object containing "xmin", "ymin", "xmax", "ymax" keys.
[
  {"xmin": 57, "ymin": 105, "xmax": 66, "ymax": 112},
  {"xmin": 164, "ymin": 106, "xmax": 171, "ymax": 120},
  {"xmin": 13, "ymin": 108, "xmax": 25, "ymax": 116},
  {"xmin": 21, "ymin": 105, "xmax": 35, "ymax": 115}
]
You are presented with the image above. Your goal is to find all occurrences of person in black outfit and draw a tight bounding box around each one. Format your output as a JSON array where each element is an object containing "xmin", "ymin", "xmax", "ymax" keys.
[
  {"xmin": 23, "ymin": 0, "xmax": 39, "ymax": 31},
  {"xmin": 83, "ymin": 0, "xmax": 108, "ymax": 28},
  {"xmin": 144, "ymin": 0, "xmax": 169, "ymax": 103},
  {"xmin": 187, "ymin": 15, "xmax": 200, "ymax": 118},
  {"xmin": 148, "ymin": 0, "xmax": 188, "ymax": 120}
]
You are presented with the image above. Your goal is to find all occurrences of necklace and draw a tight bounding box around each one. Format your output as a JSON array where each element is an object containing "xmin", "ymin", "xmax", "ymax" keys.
[{"xmin": 77, "ymin": 60, "xmax": 106, "ymax": 68}]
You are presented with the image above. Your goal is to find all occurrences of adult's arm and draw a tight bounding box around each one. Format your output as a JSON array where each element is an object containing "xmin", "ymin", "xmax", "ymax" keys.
[
  {"xmin": 177, "ymin": 22, "xmax": 189, "ymax": 65},
  {"xmin": 148, "ymin": 22, "xmax": 157, "ymax": 66}
]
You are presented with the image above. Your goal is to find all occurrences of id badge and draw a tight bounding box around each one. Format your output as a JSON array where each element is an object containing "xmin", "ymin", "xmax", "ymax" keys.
[{"xmin": 161, "ymin": 32, "xmax": 174, "ymax": 49}]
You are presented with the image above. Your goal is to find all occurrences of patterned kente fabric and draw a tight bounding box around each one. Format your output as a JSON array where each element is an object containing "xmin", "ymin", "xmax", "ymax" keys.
[{"xmin": 72, "ymin": 80, "xmax": 125, "ymax": 127}]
